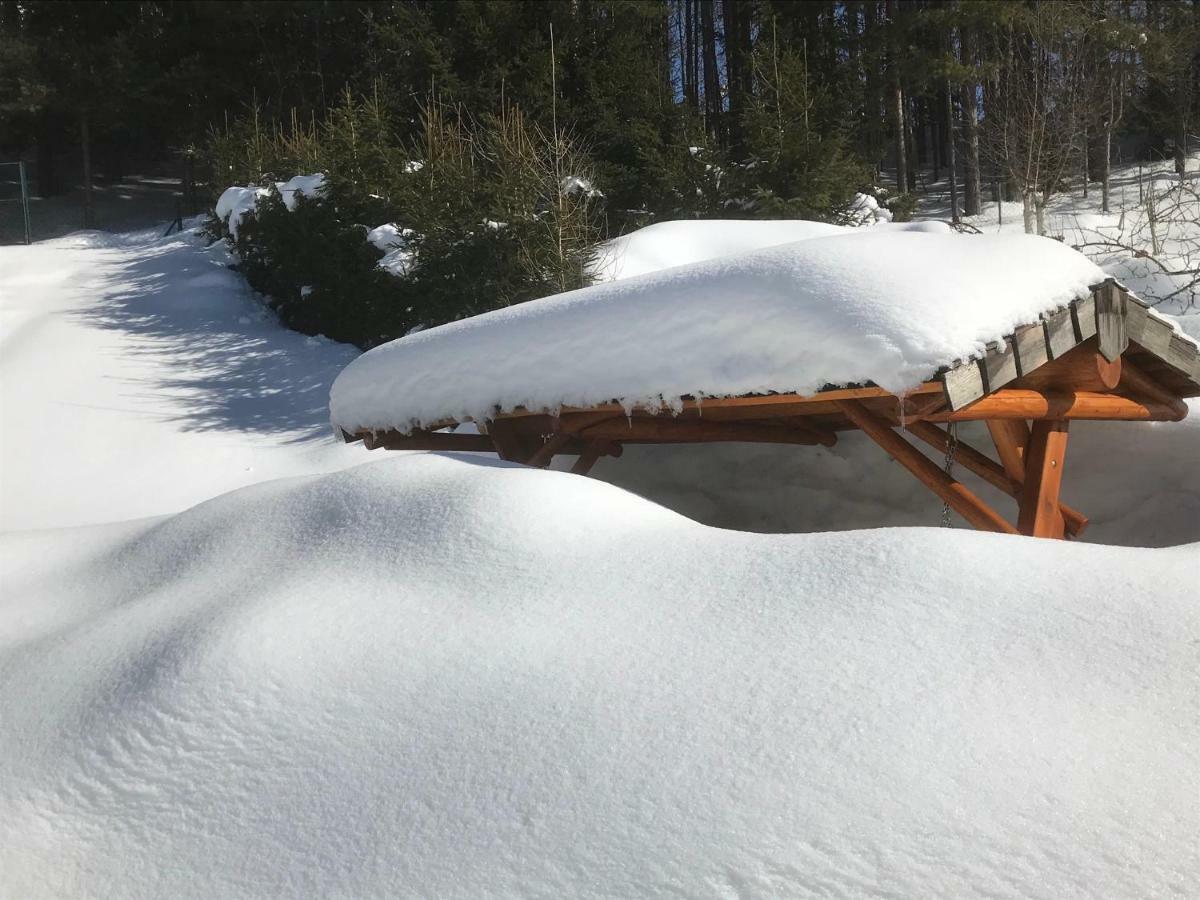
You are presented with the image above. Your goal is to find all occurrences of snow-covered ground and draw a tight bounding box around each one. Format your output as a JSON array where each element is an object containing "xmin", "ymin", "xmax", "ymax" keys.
[
  {"xmin": 2, "ymin": 171, "xmax": 1198, "ymax": 897},
  {"xmin": 0, "ymin": 225, "xmax": 365, "ymax": 530}
]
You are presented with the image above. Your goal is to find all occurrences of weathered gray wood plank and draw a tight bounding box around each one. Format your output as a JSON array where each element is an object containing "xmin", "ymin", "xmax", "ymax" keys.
[
  {"xmin": 1043, "ymin": 307, "xmax": 1077, "ymax": 359},
  {"xmin": 1125, "ymin": 298, "xmax": 1149, "ymax": 344},
  {"xmin": 1095, "ymin": 282, "xmax": 1129, "ymax": 362},
  {"xmin": 982, "ymin": 338, "xmax": 1019, "ymax": 392},
  {"xmin": 1013, "ymin": 322, "xmax": 1049, "ymax": 376},
  {"xmin": 1165, "ymin": 332, "xmax": 1199, "ymax": 376},
  {"xmin": 1138, "ymin": 315, "xmax": 1175, "ymax": 358},
  {"xmin": 1071, "ymin": 294, "xmax": 1097, "ymax": 342},
  {"xmin": 943, "ymin": 359, "xmax": 986, "ymax": 411}
]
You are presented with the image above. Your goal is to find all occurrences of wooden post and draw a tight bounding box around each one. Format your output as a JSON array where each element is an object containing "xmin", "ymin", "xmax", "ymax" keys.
[
  {"xmin": 836, "ymin": 400, "xmax": 1018, "ymax": 535},
  {"xmin": 906, "ymin": 420, "xmax": 1087, "ymax": 538},
  {"xmin": 1017, "ymin": 420, "xmax": 1070, "ymax": 538}
]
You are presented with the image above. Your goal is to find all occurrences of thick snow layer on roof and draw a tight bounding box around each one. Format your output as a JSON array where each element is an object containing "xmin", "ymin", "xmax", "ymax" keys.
[
  {"xmin": 331, "ymin": 228, "xmax": 1106, "ymax": 434},
  {"xmin": 2, "ymin": 454, "xmax": 1196, "ymax": 898}
]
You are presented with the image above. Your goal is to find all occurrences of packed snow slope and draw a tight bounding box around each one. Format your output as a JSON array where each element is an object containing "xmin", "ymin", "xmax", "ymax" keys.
[
  {"xmin": 331, "ymin": 227, "xmax": 1105, "ymax": 434},
  {"xmin": 2, "ymin": 454, "xmax": 1197, "ymax": 899},
  {"xmin": 0, "ymin": 225, "xmax": 366, "ymax": 530}
]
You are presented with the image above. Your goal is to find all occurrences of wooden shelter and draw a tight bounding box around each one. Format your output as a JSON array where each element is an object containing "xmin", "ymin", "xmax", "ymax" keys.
[{"xmin": 342, "ymin": 280, "xmax": 1199, "ymax": 539}]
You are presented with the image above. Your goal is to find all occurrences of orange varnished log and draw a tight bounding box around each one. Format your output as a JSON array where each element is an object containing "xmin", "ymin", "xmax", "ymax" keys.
[
  {"xmin": 1018, "ymin": 420, "xmax": 1070, "ymax": 538},
  {"xmin": 836, "ymin": 400, "xmax": 1018, "ymax": 535},
  {"xmin": 577, "ymin": 417, "xmax": 828, "ymax": 445},
  {"xmin": 928, "ymin": 390, "xmax": 1185, "ymax": 422},
  {"xmin": 905, "ymin": 420, "xmax": 1087, "ymax": 538},
  {"xmin": 985, "ymin": 419, "xmax": 1030, "ymax": 481},
  {"xmin": 1119, "ymin": 359, "xmax": 1186, "ymax": 408}
]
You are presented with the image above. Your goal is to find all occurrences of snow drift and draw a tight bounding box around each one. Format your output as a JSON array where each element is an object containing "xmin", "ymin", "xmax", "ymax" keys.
[
  {"xmin": 2, "ymin": 453, "xmax": 1196, "ymax": 899},
  {"xmin": 331, "ymin": 230, "xmax": 1105, "ymax": 434}
]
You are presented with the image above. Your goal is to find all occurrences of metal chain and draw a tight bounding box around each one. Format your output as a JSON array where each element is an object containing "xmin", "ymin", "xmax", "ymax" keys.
[{"xmin": 940, "ymin": 422, "xmax": 959, "ymax": 527}]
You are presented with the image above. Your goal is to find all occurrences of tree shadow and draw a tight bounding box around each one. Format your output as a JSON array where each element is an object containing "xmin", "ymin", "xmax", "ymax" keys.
[{"xmin": 71, "ymin": 230, "xmax": 361, "ymax": 443}]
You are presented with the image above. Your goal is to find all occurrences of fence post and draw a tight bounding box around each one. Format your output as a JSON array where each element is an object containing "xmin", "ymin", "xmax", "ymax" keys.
[{"xmin": 18, "ymin": 160, "xmax": 32, "ymax": 245}]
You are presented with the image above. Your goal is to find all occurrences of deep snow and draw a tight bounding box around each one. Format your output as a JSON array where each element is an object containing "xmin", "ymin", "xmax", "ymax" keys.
[
  {"xmin": 2, "ymin": 454, "xmax": 1197, "ymax": 899},
  {"xmin": 2, "ymin": 177, "xmax": 1199, "ymax": 898}
]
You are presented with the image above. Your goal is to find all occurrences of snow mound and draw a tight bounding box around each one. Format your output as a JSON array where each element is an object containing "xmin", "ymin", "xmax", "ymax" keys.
[
  {"xmin": 214, "ymin": 174, "xmax": 327, "ymax": 238},
  {"xmin": 1, "ymin": 453, "xmax": 1195, "ymax": 898},
  {"xmin": 214, "ymin": 185, "xmax": 268, "ymax": 240},
  {"xmin": 275, "ymin": 173, "xmax": 327, "ymax": 211},
  {"xmin": 331, "ymin": 229, "xmax": 1105, "ymax": 434},
  {"xmin": 366, "ymin": 222, "xmax": 416, "ymax": 277}
]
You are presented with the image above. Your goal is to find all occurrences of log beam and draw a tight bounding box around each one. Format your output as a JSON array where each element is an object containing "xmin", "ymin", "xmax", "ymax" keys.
[
  {"xmin": 576, "ymin": 417, "xmax": 831, "ymax": 445},
  {"xmin": 361, "ymin": 431, "xmax": 496, "ymax": 452},
  {"xmin": 1119, "ymin": 359, "xmax": 1186, "ymax": 408},
  {"xmin": 927, "ymin": 389, "xmax": 1186, "ymax": 422},
  {"xmin": 835, "ymin": 400, "xmax": 1018, "ymax": 535},
  {"xmin": 1017, "ymin": 420, "xmax": 1070, "ymax": 538}
]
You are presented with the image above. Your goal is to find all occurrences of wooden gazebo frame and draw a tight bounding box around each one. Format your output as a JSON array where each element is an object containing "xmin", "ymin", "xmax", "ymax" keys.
[{"xmin": 343, "ymin": 280, "xmax": 1199, "ymax": 539}]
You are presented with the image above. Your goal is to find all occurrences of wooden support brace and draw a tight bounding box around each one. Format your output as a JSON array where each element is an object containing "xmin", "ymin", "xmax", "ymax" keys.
[
  {"xmin": 527, "ymin": 432, "xmax": 573, "ymax": 468},
  {"xmin": 985, "ymin": 419, "xmax": 1030, "ymax": 482},
  {"xmin": 905, "ymin": 420, "xmax": 1087, "ymax": 538},
  {"xmin": 1017, "ymin": 420, "xmax": 1070, "ymax": 538},
  {"xmin": 570, "ymin": 445, "xmax": 605, "ymax": 476},
  {"xmin": 835, "ymin": 400, "xmax": 1018, "ymax": 535}
]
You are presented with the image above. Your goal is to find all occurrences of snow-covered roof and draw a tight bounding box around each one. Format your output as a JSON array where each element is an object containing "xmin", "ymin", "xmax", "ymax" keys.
[{"xmin": 331, "ymin": 225, "xmax": 1120, "ymax": 435}]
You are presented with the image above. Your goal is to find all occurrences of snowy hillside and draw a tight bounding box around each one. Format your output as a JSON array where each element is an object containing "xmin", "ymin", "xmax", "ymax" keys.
[{"xmin": 2, "ymin": 190, "xmax": 1198, "ymax": 897}]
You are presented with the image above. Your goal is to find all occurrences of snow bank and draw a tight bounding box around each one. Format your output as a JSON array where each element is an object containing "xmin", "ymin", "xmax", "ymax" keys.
[
  {"xmin": 331, "ymin": 230, "xmax": 1105, "ymax": 434},
  {"xmin": 1, "ymin": 453, "xmax": 1195, "ymax": 898}
]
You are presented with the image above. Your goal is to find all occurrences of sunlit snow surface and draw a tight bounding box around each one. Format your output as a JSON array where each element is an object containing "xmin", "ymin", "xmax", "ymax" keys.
[
  {"xmin": 1, "ymin": 209, "xmax": 1198, "ymax": 898},
  {"xmin": 2, "ymin": 454, "xmax": 1197, "ymax": 898}
]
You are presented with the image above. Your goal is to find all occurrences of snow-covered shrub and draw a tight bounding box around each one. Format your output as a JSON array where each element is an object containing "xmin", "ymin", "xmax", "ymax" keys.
[{"xmin": 204, "ymin": 93, "xmax": 603, "ymax": 348}]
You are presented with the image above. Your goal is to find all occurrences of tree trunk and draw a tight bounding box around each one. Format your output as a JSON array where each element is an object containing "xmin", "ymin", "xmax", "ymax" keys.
[
  {"xmin": 945, "ymin": 79, "xmax": 959, "ymax": 223},
  {"xmin": 1035, "ymin": 193, "xmax": 1047, "ymax": 236},
  {"xmin": 959, "ymin": 25, "xmax": 981, "ymax": 216},
  {"xmin": 80, "ymin": 113, "xmax": 95, "ymax": 229},
  {"xmin": 1100, "ymin": 123, "xmax": 1112, "ymax": 213},
  {"xmin": 886, "ymin": 0, "xmax": 907, "ymax": 194},
  {"xmin": 700, "ymin": 0, "xmax": 722, "ymax": 143},
  {"xmin": 722, "ymin": 0, "xmax": 749, "ymax": 156},
  {"xmin": 1022, "ymin": 192, "xmax": 1035, "ymax": 234}
]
